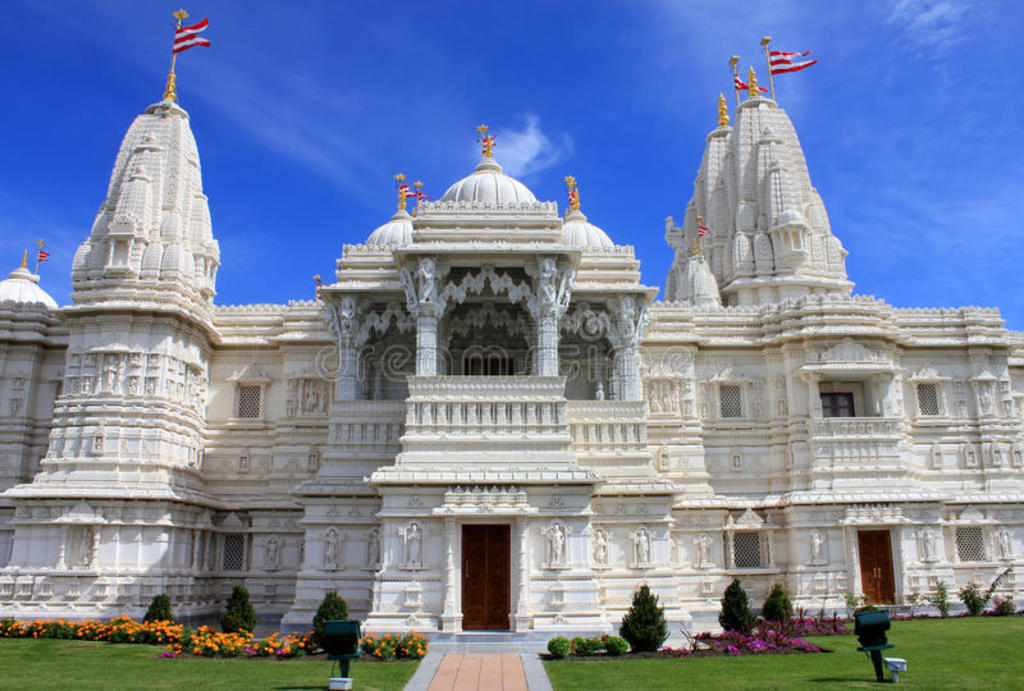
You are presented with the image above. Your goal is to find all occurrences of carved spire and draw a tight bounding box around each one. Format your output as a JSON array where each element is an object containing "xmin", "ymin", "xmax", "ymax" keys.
[{"xmin": 717, "ymin": 93, "xmax": 729, "ymax": 127}]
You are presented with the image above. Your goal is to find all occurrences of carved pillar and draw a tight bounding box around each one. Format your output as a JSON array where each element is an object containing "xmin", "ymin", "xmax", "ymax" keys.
[
  {"xmin": 609, "ymin": 295, "xmax": 647, "ymax": 401},
  {"xmin": 535, "ymin": 314, "xmax": 559, "ymax": 376},
  {"xmin": 333, "ymin": 295, "xmax": 361, "ymax": 401},
  {"xmin": 804, "ymin": 372, "xmax": 823, "ymax": 418},
  {"xmin": 441, "ymin": 515, "xmax": 460, "ymax": 631},
  {"xmin": 513, "ymin": 515, "xmax": 531, "ymax": 631},
  {"xmin": 416, "ymin": 311, "xmax": 440, "ymax": 376}
]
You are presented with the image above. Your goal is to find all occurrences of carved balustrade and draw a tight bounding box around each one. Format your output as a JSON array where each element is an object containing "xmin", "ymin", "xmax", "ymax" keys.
[
  {"xmin": 402, "ymin": 376, "xmax": 568, "ymax": 438},
  {"xmin": 328, "ymin": 401, "xmax": 405, "ymax": 454},
  {"xmin": 566, "ymin": 401, "xmax": 648, "ymax": 455}
]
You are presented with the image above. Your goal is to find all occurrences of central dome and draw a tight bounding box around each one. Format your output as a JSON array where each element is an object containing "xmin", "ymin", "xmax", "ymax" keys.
[{"xmin": 439, "ymin": 158, "xmax": 537, "ymax": 204}]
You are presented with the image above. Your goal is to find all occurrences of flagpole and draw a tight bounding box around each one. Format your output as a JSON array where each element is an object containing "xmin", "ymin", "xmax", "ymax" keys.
[
  {"xmin": 729, "ymin": 55, "xmax": 741, "ymax": 106},
  {"xmin": 164, "ymin": 9, "xmax": 189, "ymax": 102},
  {"xmin": 760, "ymin": 36, "xmax": 776, "ymax": 101},
  {"xmin": 696, "ymin": 215, "xmax": 704, "ymax": 256},
  {"xmin": 34, "ymin": 240, "xmax": 44, "ymax": 274}
]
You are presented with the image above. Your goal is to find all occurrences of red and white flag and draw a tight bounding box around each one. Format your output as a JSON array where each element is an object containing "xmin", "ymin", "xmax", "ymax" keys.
[
  {"xmin": 769, "ymin": 49, "xmax": 817, "ymax": 75},
  {"xmin": 174, "ymin": 17, "xmax": 211, "ymax": 55},
  {"xmin": 697, "ymin": 224, "xmax": 709, "ymax": 238},
  {"xmin": 36, "ymin": 249, "xmax": 50, "ymax": 263},
  {"xmin": 733, "ymin": 73, "xmax": 768, "ymax": 93}
]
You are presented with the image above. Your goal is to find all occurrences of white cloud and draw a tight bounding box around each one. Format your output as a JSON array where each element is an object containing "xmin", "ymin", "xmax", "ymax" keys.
[
  {"xmin": 886, "ymin": 0, "xmax": 968, "ymax": 52},
  {"xmin": 494, "ymin": 116, "xmax": 573, "ymax": 178}
]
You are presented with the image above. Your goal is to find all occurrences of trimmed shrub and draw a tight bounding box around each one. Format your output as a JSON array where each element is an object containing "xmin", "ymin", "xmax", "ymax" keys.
[
  {"xmin": 143, "ymin": 594, "xmax": 174, "ymax": 623},
  {"xmin": 719, "ymin": 578, "xmax": 754, "ymax": 634},
  {"xmin": 221, "ymin": 585, "xmax": 256, "ymax": 633},
  {"xmin": 312, "ymin": 591, "xmax": 349, "ymax": 650},
  {"xmin": 619, "ymin": 584, "xmax": 668, "ymax": 652},
  {"xmin": 547, "ymin": 636, "xmax": 571, "ymax": 659},
  {"xmin": 990, "ymin": 596, "xmax": 1017, "ymax": 617},
  {"xmin": 761, "ymin": 584, "xmax": 793, "ymax": 623},
  {"xmin": 604, "ymin": 635, "xmax": 629, "ymax": 656},
  {"xmin": 959, "ymin": 583, "xmax": 987, "ymax": 616},
  {"xmin": 571, "ymin": 636, "xmax": 604, "ymax": 656}
]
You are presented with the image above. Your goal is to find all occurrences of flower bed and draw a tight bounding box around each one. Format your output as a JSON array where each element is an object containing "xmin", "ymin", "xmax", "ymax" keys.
[
  {"xmin": 1, "ymin": 616, "xmax": 313, "ymax": 659},
  {"xmin": 359, "ymin": 632, "xmax": 428, "ymax": 660}
]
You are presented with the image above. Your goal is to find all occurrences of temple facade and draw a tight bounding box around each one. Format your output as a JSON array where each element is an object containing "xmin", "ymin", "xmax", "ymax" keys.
[{"xmin": 0, "ymin": 86, "xmax": 1021, "ymax": 634}]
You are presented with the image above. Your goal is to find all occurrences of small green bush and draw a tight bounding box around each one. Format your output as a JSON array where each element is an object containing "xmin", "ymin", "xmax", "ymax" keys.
[
  {"xmin": 928, "ymin": 581, "xmax": 950, "ymax": 618},
  {"xmin": 604, "ymin": 635, "xmax": 629, "ymax": 656},
  {"xmin": 762, "ymin": 584, "xmax": 793, "ymax": 623},
  {"xmin": 312, "ymin": 591, "xmax": 349, "ymax": 650},
  {"xmin": 960, "ymin": 583, "xmax": 987, "ymax": 616},
  {"xmin": 619, "ymin": 585, "xmax": 668, "ymax": 652},
  {"xmin": 571, "ymin": 636, "xmax": 604, "ymax": 656},
  {"xmin": 719, "ymin": 578, "xmax": 754, "ymax": 634},
  {"xmin": 143, "ymin": 594, "xmax": 174, "ymax": 623},
  {"xmin": 221, "ymin": 585, "xmax": 256, "ymax": 633},
  {"xmin": 547, "ymin": 636, "xmax": 571, "ymax": 659}
]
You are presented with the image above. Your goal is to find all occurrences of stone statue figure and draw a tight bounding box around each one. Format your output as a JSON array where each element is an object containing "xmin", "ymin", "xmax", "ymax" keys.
[
  {"xmin": 265, "ymin": 536, "xmax": 280, "ymax": 570},
  {"xmin": 367, "ymin": 527, "xmax": 381, "ymax": 566},
  {"xmin": 921, "ymin": 529, "xmax": 937, "ymax": 561},
  {"xmin": 324, "ymin": 528, "xmax": 340, "ymax": 570},
  {"xmin": 404, "ymin": 522, "xmax": 422, "ymax": 567},
  {"xmin": 417, "ymin": 259, "xmax": 437, "ymax": 305},
  {"xmin": 593, "ymin": 528, "xmax": 608, "ymax": 565},
  {"xmin": 810, "ymin": 531, "xmax": 825, "ymax": 563},
  {"xmin": 998, "ymin": 529, "xmax": 1013, "ymax": 560},
  {"xmin": 634, "ymin": 527, "xmax": 651, "ymax": 565},
  {"xmin": 538, "ymin": 257, "xmax": 558, "ymax": 308},
  {"xmin": 546, "ymin": 522, "xmax": 567, "ymax": 565},
  {"xmin": 697, "ymin": 533, "xmax": 713, "ymax": 566}
]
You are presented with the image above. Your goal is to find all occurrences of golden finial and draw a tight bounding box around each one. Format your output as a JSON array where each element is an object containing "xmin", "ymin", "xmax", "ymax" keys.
[
  {"xmin": 747, "ymin": 66, "xmax": 760, "ymax": 99},
  {"xmin": 477, "ymin": 124, "xmax": 495, "ymax": 158},
  {"xmin": 20, "ymin": 249, "xmax": 28, "ymax": 268},
  {"xmin": 564, "ymin": 175, "xmax": 580, "ymax": 211},
  {"xmin": 717, "ymin": 93, "xmax": 729, "ymax": 127},
  {"xmin": 395, "ymin": 173, "xmax": 407, "ymax": 211},
  {"xmin": 163, "ymin": 9, "xmax": 190, "ymax": 102}
]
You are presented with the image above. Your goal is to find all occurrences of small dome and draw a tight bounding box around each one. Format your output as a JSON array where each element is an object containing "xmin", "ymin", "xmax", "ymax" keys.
[
  {"xmin": 775, "ymin": 208, "xmax": 806, "ymax": 227},
  {"xmin": 0, "ymin": 265, "xmax": 58, "ymax": 310},
  {"xmin": 439, "ymin": 157, "xmax": 537, "ymax": 204},
  {"xmin": 561, "ymin": 208, "xmax": 613, "ymax": 248},
  {"xmin": 679, "ymin": 254, "xmax": 721, "ymax": 308},
  {"xmin": 366, "ymin": 209, "xmax": 414, "ymax": 246}
]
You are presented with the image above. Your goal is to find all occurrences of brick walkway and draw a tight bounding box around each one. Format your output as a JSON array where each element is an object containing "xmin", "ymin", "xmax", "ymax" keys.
[{"xmin": 426, "ymin": 653, "xmax": 528, "ymax": 691}]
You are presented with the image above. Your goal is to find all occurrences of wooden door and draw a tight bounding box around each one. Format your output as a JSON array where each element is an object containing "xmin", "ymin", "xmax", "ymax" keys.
[
  {"xmin": 858, "ymin": 530, "xmax": 895, "ymax": 604},
  {"xmin": 461, "ymin": 524, "xmax": 511, "ymax": 630}
]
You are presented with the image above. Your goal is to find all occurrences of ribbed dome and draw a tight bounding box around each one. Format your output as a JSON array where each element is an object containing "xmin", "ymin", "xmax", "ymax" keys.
[
  {"xmin": 0, "ymin": 265, "xmax": 58, "ymax": 309},
  {"xmin": 561, "ymin": 208, "xmax": 613, "ymax": 248},
  {"xmin": 366, "ymin": 209, "xmax": 414, "ymax": 246},
  {"xmin": 439, "ymin": 157, "xmax": 537, "ymax": 204}
]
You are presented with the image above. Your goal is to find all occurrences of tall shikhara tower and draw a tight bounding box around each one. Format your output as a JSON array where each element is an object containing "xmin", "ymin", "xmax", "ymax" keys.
[
  {"xmin": 2, "ymin": 98, "xmax": 221, "ymax": 618},
  {"xmin": 665, "ymin": 88, "xmax": 852, "ymax": 305}
]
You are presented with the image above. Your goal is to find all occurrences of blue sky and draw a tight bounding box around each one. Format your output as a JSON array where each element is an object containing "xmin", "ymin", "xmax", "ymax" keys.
[{"xmin": 4, "ymin": 1, "xmax": 1024, "ymax": 327}]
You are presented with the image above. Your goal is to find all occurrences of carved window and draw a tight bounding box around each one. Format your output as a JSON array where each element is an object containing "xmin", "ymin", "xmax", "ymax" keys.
[
  {"xmin": 236, "ymin": 385, "xmax": 261, "ymax": 419},
  {"xmin": 917, "ymin": 383, "xmax": 940, "ymax": 416},
  {"xmin": 719, "ymin": 385, "xmax": 742, "ymax": 418},
  {"xmin": 956, "ymin": 526, "xmax": 986, "ymax": 562},
  {"xmin": 732, "ymin": 532, "xmax": 762, "ymax": 569},
  {"xmin": 821, "ymin": 392, "xmax": 855, "ymax": 418},
  {"xmin": 222, "ymin": 534, "xmax": 246, "ymax": 571}
]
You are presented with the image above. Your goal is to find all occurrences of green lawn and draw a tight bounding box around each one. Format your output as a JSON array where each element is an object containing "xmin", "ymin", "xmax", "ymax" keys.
[
  {"xmin": 0, "ymin": 639, "xmax": 417, "ymax": 690},
  {"xmin": 544, "ymin": 616, "xmax": 1024, "ymax": 690}
]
